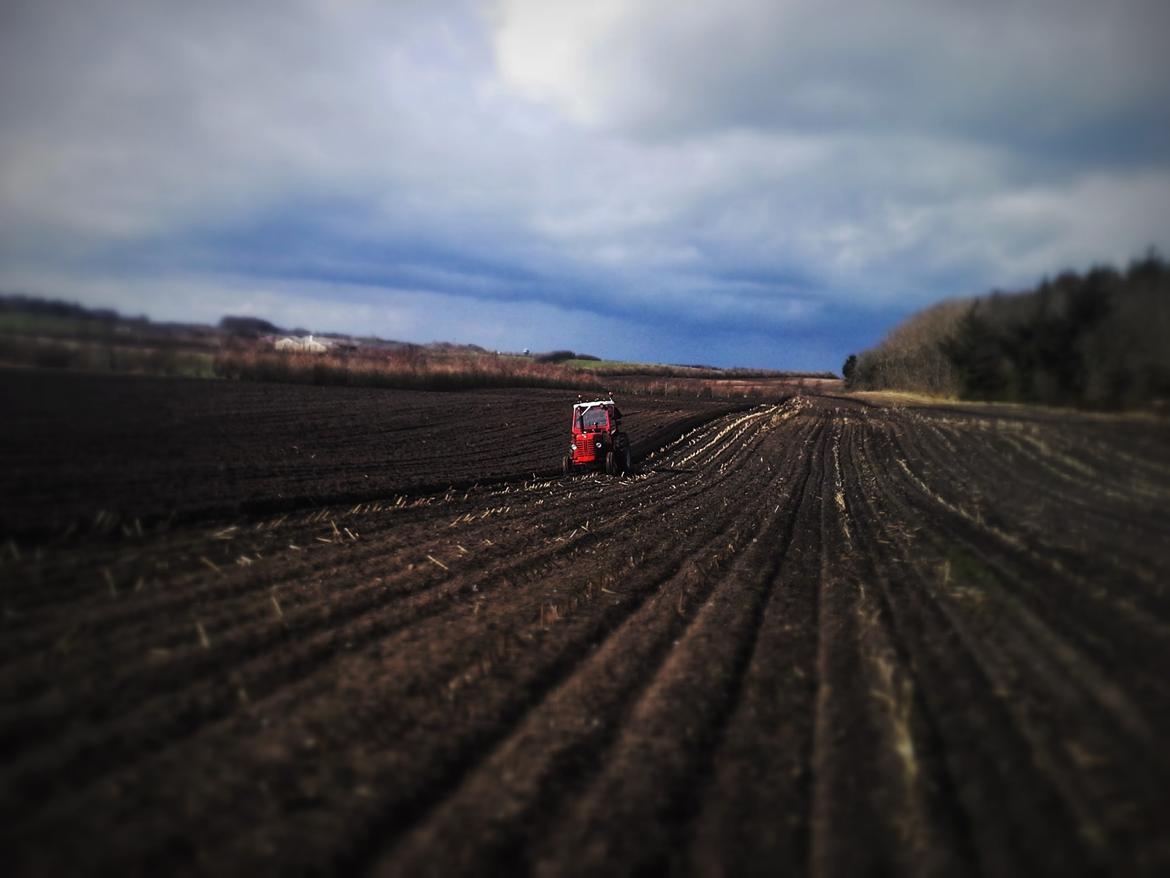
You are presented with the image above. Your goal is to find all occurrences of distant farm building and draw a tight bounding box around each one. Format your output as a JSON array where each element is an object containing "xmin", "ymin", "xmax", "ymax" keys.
[{"xmin": 274, "ymin": 334, "xmax": 329, "ymax": 354}]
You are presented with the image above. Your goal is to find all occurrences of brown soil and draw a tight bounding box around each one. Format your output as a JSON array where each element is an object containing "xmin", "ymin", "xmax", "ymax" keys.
[
  {"xmin": 0, "ymin": 370, "xmax": 734, "ymax": 537},
  {"xmin": 2, "ymin": 372, "xmax": 1169, "ymax": 876}
]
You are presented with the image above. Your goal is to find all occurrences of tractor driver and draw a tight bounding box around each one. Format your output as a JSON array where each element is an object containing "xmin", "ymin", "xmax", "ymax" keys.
[{"xmin": 581, "ymin": 407, "xmax": 608, "ymax": 430}]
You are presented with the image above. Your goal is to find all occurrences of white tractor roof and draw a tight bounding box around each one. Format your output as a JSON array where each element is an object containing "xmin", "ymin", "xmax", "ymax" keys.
[{"xmin": 573, "ymin": 399, "xmax": 615, "ymax": 410}]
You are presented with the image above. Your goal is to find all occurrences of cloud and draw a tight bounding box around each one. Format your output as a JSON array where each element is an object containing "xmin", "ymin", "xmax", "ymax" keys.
[
  {"xmin": 1, "ymin": 0, "xmax": 1168, "ymax": 370},
  {"xmin": 493, "ymin": 1, "xmax": 1170, "ymax": 160}
]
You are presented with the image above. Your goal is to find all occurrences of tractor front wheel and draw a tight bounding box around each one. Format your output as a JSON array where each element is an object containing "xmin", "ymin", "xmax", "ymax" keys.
[
  {"xmin": 605, "ymin": 450, "xmax": 617, "ymax": 476},
  {"xmin": 562, "ymin": 455, "xmax": 572, "ymax": 476}
]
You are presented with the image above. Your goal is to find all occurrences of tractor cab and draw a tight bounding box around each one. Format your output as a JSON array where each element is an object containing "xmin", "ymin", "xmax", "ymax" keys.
[
  {"xmin": 563, "ymin": 398, "xmax": 631, "ymax": 476},
  {"xmin": 579, "ymin": 405, "xmax": 610, "ymax": 431}
]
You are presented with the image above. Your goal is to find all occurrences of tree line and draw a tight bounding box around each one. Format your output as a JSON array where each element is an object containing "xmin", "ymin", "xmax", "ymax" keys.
[{"xmin": 844, "ymin": 253, "xmax": 1170, "ymax": 409}]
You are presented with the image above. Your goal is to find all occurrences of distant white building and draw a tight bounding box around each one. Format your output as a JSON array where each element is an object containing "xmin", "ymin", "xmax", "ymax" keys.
[{"xmin": 275, "ymin": 334, "xmax": 329, "ymax": 353}]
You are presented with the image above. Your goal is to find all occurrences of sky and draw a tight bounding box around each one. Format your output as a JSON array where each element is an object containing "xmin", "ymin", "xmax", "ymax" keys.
[{"xmin": 2, "ymin": 0, "xmax": 1168, "ymax": 370}]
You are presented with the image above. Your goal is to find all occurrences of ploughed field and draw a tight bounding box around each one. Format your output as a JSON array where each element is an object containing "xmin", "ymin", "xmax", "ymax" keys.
[
  {"xmin": 0, "ymin": 370, "xmax": 732, "ymax": 538},
  {"xmin": 3, "ymin": 372, "xmax": 1170, "ymax": 875}
]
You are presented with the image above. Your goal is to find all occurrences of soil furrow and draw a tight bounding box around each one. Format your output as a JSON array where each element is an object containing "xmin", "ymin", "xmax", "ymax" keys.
[
  {"xmin": 4, "ymin": 405, "xmax": 790, "ymax": 875},
  {"xmin": 808, "ymin": 415, "xmax": 978, "ymax": 876},
  {"xmin": 369, "ymin": 414, "xmax": 818, "ymax": 876},
  {"xmin": 4, "ymin": 380, "xmax": 1170, "ymax": 876},
  {"xmin": 523, "ymin": 415, "xmax": 828, "ymax": 877},
  {"xmin": 854, "ymin": 414, "xmax": 1170, "ymax": 872}
]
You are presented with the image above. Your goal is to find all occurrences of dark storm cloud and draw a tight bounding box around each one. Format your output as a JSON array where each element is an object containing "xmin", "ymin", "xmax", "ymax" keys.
[{"xmin": 1, "ymin": 0, "xmax": 1168, "ymax": 369}]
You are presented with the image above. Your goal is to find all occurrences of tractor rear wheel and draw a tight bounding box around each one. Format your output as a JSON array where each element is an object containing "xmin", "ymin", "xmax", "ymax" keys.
[{"xmin": 605, "ymin": 450, "xmax": 616, "ymax": 476}]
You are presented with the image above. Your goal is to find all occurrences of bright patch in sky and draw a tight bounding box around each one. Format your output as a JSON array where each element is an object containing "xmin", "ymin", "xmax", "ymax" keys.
[{"xmin": 1, "ymin": 0, "xmax": 1168, "ymax": 369}]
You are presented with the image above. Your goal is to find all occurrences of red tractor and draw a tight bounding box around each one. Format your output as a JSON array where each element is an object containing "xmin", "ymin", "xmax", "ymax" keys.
[{"xmin": 563, "ymin": 398, "xmax": 632, "ymax": 476}]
